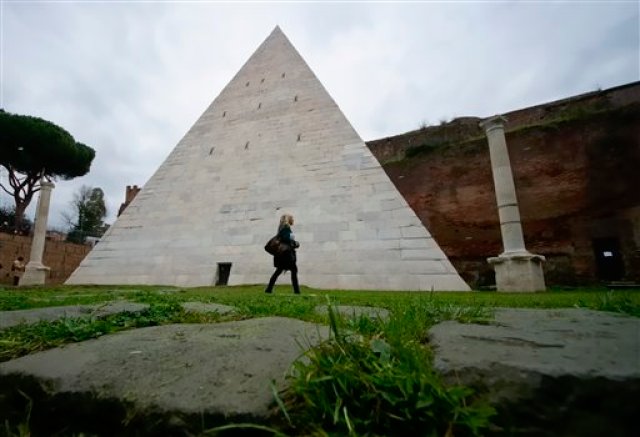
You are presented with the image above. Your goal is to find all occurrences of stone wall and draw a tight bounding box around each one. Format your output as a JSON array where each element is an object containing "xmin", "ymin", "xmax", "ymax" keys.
[
  {"xmin": 367, "ymin": 82, "xmax": 640, "ymax": 287},
  {"xmin": 0, "ymin": 232, "xmax": 91, "ymax": 285}
]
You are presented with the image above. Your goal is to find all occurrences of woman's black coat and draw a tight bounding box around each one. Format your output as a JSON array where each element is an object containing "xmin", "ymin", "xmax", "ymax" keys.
[{"xmin": 273, "ymin": 224, "xmax": 298, "ymax": 270}]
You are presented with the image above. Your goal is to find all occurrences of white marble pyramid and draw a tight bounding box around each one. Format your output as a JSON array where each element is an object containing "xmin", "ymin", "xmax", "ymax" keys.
[{"xmin": 67, "ymin": 27, "xmax": 470, "ymax": 291}]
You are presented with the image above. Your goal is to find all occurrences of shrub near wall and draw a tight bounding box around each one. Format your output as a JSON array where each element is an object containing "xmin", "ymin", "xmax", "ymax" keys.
[{"xmin": 0, "ymin": 232, "xmax": 91, "ymax": 285}]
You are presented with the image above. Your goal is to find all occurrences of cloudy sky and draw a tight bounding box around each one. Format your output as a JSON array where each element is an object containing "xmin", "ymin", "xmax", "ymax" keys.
[{"xmin": 1, "ymin": 0, "xmax": 638, "ymax": 229}]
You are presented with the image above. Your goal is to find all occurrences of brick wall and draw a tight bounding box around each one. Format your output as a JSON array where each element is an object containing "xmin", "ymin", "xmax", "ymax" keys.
[
  {"xmin": 0, "ymin": 233, "xmax": 91, "ymax": 285},
  {"xmin": 369, "ymin": 82, "xmax": 640, "ymax": 165},
  {"xmin": 367, "ymin": 82, "xmax": 640, "ymax": 287}
]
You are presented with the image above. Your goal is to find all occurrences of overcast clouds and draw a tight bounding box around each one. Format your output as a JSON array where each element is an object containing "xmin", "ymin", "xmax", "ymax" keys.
[{"xmin": 1, "ymin": 0, "xmax": 638, "ymax": 229}]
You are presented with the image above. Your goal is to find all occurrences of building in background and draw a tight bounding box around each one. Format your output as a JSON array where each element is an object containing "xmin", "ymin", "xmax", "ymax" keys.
[{"xmin": 118, "ymin": 185, "xmax": 141, "ymax": 217}]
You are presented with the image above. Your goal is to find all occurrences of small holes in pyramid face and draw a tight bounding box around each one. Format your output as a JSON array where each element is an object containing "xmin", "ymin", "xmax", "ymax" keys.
[
  {"xmin": 222, "ymin": 111, "xmax": 226, "ymax": 118},
  {"xmin": 246, "ymin": 82, "xmax": 250, "ymax": 87},
  {"xmin": 245, "ymin": 141, "xmax": 250, "ymax": 150},
  {"xmin": 281, "ymin": 72, "xmax": 286, "ymax": 78},
  {"xmin": 294, "ymin": 95, "xmax": 298, "ymax": 102},
  {"xmin": 258, "ymin": 102, "xmax": 262, "ymax": 109},
  {"xmin": 261, "ymin": 78, "xmax": 265, "ymax": 83},
  {"xmin": 209, "ymin": 147, "xmax": 215, "ymax": 156},
  {"xmin": 297, "ymin": 134, "xmax": 301, "ymax": 142}
]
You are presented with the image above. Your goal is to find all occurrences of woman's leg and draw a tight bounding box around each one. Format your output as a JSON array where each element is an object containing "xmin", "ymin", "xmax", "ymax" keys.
[
  {"xmin": 290, "ymin": 264, "xmax": 300, "ymax": 294},
  {"xmin": 265, "ymin": 268, "xmax": 283, "ymax": 293}
]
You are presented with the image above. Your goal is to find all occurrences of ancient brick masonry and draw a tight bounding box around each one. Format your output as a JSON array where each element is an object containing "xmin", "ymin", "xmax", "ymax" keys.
[
  {"xmin": 0, "ymin": 232, "xmax": 91, "ymax": 285},
  {"xmin": 118, "ymin": 185, "xmax": 141, "ymax": 217},
  {"xmin": 367, "ymin": 82, "xmax": 640, "ymax": 287}
]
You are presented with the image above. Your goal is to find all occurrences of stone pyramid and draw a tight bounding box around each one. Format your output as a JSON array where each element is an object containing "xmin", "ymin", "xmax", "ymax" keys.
[{"xmin": 67, "ymin": 27, "xmax": 470, "ymax": 291}]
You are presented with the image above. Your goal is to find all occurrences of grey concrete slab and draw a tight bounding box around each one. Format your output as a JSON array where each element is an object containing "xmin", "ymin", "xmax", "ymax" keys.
[{"xmin": 0, "ymin": 301, "xmax": 149, "ymax": 329}]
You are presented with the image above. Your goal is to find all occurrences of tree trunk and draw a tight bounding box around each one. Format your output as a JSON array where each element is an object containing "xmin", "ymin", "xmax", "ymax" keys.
[
  {"xmin": 5, "ymin": 166, "xmax": 41, "ymax": 234},
  {"xmin": 13, "ymin": 201, "xmax": 27, "ymax": 234}
]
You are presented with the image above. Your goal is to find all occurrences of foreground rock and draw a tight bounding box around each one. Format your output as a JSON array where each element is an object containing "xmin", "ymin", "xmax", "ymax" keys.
[
  {"xmin": 314, "ymin": 304, "xmax": 390, "ymax": 320},
  {"xmin": 181, "ymin": 301, "xmax": 236, "ymax": 315},
  {"xmin": 429, "ymin": 308, "xmax": 640, "ymax": 436},
  {"xmin": 0, "ymin": 301, "xmax": 149, "ymax": 329},
  {"xmin": 0, "ymin": 317, "xmax": 327, "ymax": 435}
]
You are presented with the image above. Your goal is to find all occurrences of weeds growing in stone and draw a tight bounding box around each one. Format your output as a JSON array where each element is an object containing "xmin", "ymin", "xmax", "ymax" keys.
[{"xmin": 281, "ymin": 300, "xmax": 495, "ymax": 436}]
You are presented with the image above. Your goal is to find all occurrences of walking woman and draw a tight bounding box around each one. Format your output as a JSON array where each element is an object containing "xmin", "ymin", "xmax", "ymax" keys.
[{"xmin": 265, "ymin": 214, "xmax": 300, "ymax": 294}]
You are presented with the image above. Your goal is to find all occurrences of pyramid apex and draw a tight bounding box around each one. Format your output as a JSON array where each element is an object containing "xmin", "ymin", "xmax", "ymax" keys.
[{"xmin": 267, "ymin": 24, "xmax": 287, "ymax": 39}]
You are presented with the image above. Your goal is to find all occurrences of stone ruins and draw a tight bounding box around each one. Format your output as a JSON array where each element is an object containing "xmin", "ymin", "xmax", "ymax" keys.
[
  {"xmin": 480, "ymin": 116, "xmax": 546, "ymax": 292},
  {"xmin": 67, "ymin": 27, "xmax": 469, "ymax": 291}
]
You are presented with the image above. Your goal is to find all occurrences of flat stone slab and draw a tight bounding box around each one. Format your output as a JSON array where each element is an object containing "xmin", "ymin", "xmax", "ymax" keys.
[
  {"xmin": 0, "ymin": 301, "xmax": 149, "ymax": 329},
  {"xmin": 0, "ymin": 317, "xmax": 327, "ymax": 433},
  {"xmin": 314, "ymin": 305, "xmax": 389, "ymax": 320},
  {"xmin": 181, "ymin": 302, "xmax": 236, "ymax": 315},
  {"xmin": 430, "ymin": 308, "xmax": 639, "ymax": 378},
  {"xmin": 429, "ymin": 308, "xmax": 640, "ymax": 435}
]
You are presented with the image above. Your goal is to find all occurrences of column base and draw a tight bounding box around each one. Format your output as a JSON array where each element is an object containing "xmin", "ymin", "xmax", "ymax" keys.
[
  {"xmin": 19, "ymin": 263, "xmax": 50, "ymax": 286},
  {"xmin": 488, "ymin": 252, "xmax": 546, "ymax": 292}
]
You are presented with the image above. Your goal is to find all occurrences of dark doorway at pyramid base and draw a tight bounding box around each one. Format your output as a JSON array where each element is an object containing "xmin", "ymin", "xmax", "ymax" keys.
[{"xmin": 216, "ymin": 263, "xmax": 232, "ymax": 286}]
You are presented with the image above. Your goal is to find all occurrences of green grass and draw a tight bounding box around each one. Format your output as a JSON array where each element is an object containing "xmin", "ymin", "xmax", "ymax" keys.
[
  {"xmin": 280, "ymin": 299, "xmax": 496, "ymax": 436},
  {"xmin": 1, "ymin": 285, "xmax": 639, "ymax": 436},
  {"xmin": 1, "ymin": 285, "xmax": 639, "ymax": 363},
  {"xmin": 0, "ymin": 302, "xmax": 193, "ymax": 361},
  {"xmin": 0, "ymin": 284, "xmax": 174, "ymax": 311}
]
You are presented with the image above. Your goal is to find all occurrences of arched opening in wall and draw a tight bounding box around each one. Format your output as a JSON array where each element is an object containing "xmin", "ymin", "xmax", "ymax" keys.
[
  {"xmin": 216, "ymin": 262, "xmax": 232, "ymax": 286},
  {"xmin": 592, "ymin": 237, "xmax": 625, "ymax": 281}
]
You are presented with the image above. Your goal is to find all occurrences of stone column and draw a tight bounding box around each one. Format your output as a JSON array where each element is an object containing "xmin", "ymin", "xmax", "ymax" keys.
[
  {"xmin": 20, "ymin": 180, "xmax": 55, "ymax": 286},
  {"xmin": 479, "ymin": 116, "xmax": 545, "ymax": 292}
]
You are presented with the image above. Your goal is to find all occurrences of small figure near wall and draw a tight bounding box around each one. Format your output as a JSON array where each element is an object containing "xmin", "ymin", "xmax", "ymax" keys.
[{"xmin": 12, "ymin": 256, "xmax": 25, "ymax": 286}]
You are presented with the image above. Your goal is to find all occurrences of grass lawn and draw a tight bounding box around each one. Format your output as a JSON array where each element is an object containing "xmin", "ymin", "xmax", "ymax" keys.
[
  {"xmin": 3, "ymin": 283, "xmax": 639, "ymax": 314},
  {"xmin": 1, "ymin": 284, "xmax": 638, "ymax": 436}
]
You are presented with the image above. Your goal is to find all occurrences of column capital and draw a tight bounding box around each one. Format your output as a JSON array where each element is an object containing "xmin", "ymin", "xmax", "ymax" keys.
[
  {"xmin": 40, "ymin": 180, "xmax": 55, "ymax": 190},
  {"xmin": 479, "ymin": 115, "xmax": 507, "ymax": 133}
]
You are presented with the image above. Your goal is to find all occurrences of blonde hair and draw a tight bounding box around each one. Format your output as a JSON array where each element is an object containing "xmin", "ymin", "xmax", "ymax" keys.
[{"xmin": 279, "ymin": 214, "xmax": 294, "ymax": 229}]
